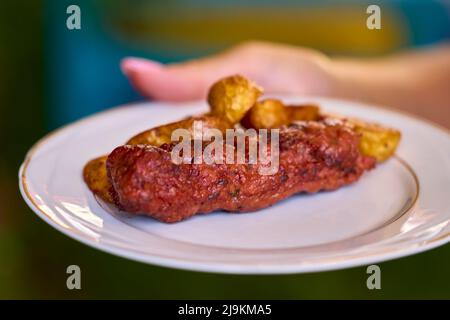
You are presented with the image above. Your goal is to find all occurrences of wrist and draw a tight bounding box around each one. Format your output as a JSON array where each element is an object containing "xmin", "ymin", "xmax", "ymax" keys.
[{"xmin": 329, "ymin": 59, "xmax": 377, "ymax": 102}]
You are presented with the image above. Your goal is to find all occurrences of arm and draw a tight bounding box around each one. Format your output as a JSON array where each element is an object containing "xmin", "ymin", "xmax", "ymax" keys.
[{"xmin": 333, "ymin": 44, "xmax": 450, "ymax": 121}]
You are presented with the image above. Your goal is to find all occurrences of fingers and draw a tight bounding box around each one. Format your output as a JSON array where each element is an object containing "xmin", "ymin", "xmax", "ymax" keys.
[
  {"xmin": 121, "ymin": 58, "xmax": 200, "ymax": 101},
  {"xmin": 120, "ymin": 42, "xmax": 332, "ymax": 101},
  {"xmin": 121, "ymin": 55, "xmax": 240, "ymax": 101}
]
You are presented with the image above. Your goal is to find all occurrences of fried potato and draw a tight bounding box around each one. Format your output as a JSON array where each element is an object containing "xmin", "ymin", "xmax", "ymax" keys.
[
  {"xmin": 287, "ymin": 104, "xmax": 321, "ymax": 122},
  {"xmin": 208, "ymin": 75, "xmax": 262, "ymax": 124},
  {"xmin": 83, "ymin": 155, "xmax": 112, "ymax": 203},
  {"xmin": 242, "ymin": 101, "xmax": 321, "ymax": 129},
  {"xmin": 242, "ymin": 99, "xmax": 289, "ymax": 129},
  {"xmin": 126, "ymin": 115, "xmax": 232, "ymax": 145},
  {"xmin": 351, "ymin": 120, "xmax": 401, "ymax": 162}
]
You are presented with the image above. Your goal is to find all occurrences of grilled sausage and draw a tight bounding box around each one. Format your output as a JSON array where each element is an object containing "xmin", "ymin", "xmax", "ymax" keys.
[{"xmin": 107, "ymin": 123, "xmax": 376, "ymax": 223}]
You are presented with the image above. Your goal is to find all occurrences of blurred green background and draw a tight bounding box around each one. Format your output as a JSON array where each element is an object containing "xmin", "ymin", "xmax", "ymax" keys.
[{"xmin": 0, "ymin": 0, "xmax": 449, "ymax": 299}]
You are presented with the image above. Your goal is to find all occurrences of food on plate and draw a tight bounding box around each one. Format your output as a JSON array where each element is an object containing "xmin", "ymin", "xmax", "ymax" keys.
[
  {"xmin": 107, "ymin": 124, "xmax": 375, "ymax": 223},
  {"xmin": 88, "ymin": 115, "xmax": 232, "ymax": 202},
  {"xmin": 242, "ymin": 99, "xmax": 321, "ymax": 129},
  {"xmin": 83, "ymin": 156, "xmax": 112, "ymax": 203},
  {"xmin": 127, "ymin": 115, "xmax": 231, "ymax": 146},
  {"xmin": 350, "ymin": 119, "xmax": 401, "ymax": 162},
  {"xmin": 83, "ymin": 74, "xmax": 401, "ymax": 222},
  {"xmin": 242, "ymin": 99, "xmax": 289, "ymax": 129},
  {"xmin": 208, "ymin": 75, "xmax": 262, "ymax": 124},
  {"xmin": 287, "ymin": 104, "xmax": 321, "ymax": 122}
]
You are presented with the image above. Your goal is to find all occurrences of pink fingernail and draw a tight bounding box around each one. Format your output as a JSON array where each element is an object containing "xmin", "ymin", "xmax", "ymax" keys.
[{"xmin": 120, "ymin": 57, "xmax": 163, "ymax": 76}]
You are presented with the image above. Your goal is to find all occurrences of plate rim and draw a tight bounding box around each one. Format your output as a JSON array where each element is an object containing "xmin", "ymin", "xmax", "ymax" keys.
[{"xmin": 18, "ymin": 97, "xmax": 450, "ymax": 274}]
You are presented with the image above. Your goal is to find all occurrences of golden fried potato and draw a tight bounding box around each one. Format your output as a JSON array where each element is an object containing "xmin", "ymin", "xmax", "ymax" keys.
[
  {"xmin": 126, "ymin": 115, "xmax": 232, "ymax": 145},
  {"xmin": 208, "ymin": 75, "xmax": 262, "ymax": 124},
  {"xmin": 242, "ymin": 99, "xmax": 289, "ymax": 129},
  {"xmin": 351, "ymin": 120, "xmax": 401, "ymax": 162},
  {"xmin": 83, "ymin": 156, "xmax": 112, "ymax": 203},
  {"xmin": 287, "ymin": 104, "xmax": 321, "ymax": 122}
]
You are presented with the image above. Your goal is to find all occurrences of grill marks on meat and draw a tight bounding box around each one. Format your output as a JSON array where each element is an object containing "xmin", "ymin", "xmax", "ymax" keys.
[{"xmin": 107, "ymin": 124, "xmax": 376, "ymax": 223}]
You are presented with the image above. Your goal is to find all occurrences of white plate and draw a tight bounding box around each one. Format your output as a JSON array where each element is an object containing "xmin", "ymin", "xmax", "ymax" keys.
[{"xmin": 19, "ymin": 97, "xmax": 450, "ymax": 274}]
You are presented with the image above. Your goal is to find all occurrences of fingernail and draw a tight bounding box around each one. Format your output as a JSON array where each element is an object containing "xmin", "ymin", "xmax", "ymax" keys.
[{"xmin": 120, "ymin": 57, "xmax": 163, "ymax": 76}]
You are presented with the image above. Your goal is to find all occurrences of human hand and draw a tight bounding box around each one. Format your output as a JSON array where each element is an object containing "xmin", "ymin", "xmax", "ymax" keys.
[{"xmin": 121, "ymin": 41, "xmax": 338, "ymax": 101}]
